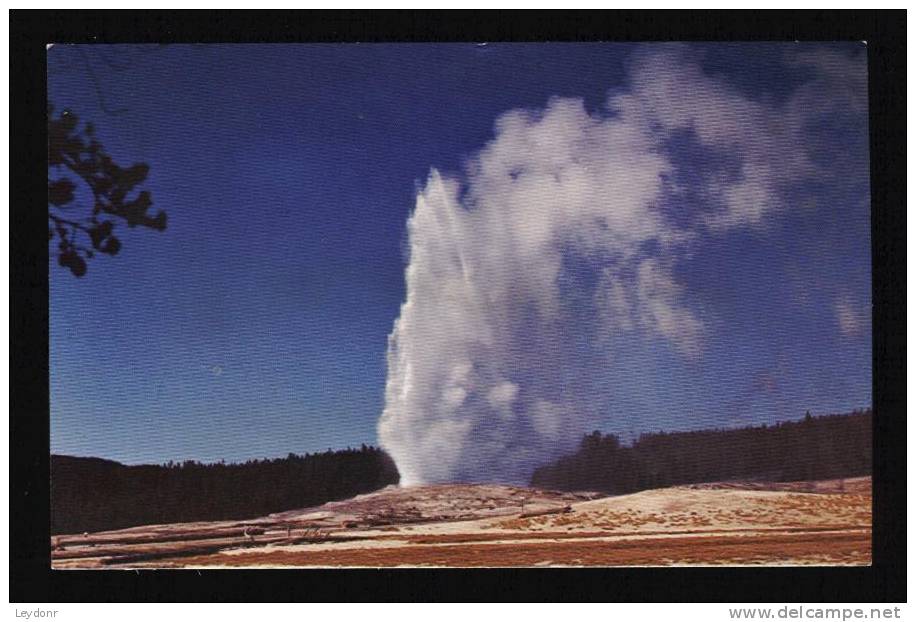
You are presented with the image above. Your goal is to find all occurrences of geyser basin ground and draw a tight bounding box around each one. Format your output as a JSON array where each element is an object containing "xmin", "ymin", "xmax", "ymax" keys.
[{"xmin": 52, "ymin": 477, "xmax": 871, "ymax": 568}]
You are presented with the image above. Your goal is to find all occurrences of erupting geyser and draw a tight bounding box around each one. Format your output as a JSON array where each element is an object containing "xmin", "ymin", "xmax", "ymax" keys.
[{"xmin": 378, "ymin": 45, "xmax": 866, "ymax": 486}]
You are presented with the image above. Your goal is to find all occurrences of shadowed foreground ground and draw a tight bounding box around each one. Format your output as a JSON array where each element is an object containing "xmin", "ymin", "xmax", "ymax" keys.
[{"xmin": 52, "ymin": 477, "xmax": 871, "ymax": 568}]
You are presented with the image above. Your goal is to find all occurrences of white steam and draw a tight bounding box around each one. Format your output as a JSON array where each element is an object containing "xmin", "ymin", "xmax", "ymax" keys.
[{"xmin": 379, "ymin": 45, "xmax": 867, "ymax": 485}]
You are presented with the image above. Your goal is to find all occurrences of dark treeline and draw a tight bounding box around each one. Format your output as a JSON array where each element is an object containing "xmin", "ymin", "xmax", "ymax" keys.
[
  {"xmin": 531, "ymin": 409, "xmax": 872, "ymax": 494},
  {"xmin": 51, "ymin": 445, "xmax": 400, "ymax": 535}
]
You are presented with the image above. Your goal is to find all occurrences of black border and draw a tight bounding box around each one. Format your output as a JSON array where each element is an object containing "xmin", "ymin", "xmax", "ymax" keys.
[{"xmin": 11, "ymin": 10, "xmax": 905, "ymax": 603}]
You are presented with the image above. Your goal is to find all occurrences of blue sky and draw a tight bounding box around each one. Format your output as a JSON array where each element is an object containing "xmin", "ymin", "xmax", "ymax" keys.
[{"xmin": 49, "ymin": 43, "xmax": 871, "ymax": 466}]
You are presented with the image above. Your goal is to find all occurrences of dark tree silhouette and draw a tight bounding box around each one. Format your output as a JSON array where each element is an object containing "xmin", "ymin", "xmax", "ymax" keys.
[
  {"xmin": 48, "ymin": 105, "xmax": 166, "ymax": 277},
  {"xmin": 531, "ymin": 409, "xmax": 872, "ymax": 494},
  {"xmin": 51, "ymin": 445, "xmax": 400, "ymax": 535}
]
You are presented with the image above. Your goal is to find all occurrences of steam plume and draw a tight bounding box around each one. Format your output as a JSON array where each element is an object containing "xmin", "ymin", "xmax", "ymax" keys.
[{"xmin": 379, "ymin": 45, "xmax": 867, "ymax": 485}]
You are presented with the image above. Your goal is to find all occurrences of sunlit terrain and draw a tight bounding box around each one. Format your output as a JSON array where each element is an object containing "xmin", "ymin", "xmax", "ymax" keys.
[{"xmin": 52, "ymin": 477, "xmax": 870, "ymax": 568}]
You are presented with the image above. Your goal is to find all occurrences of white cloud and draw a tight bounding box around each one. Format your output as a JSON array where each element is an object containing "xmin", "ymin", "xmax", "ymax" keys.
[
  {"xmin": 635, "ymin": 259, "xmax": 704, "ymax": 357},
  {"xmin": 835, "ymin": 298, "xmax": 870, "ymax": 337},
  {"xmin": 487, "ymin": 381, "xmax": 519, "ymax": 407},
  {"xmin": 378, "ymin": 44, "xmax": 869, "ymax": 485}
]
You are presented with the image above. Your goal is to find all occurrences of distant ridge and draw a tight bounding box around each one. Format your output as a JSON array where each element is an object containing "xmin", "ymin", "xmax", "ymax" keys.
[
  {"xmin": 52, "ymin": 409, "xmax": 872, "ymax": 535},
  {"xmin": 51, "ymin": 446, "xmax": 399, "ymax": 535},
  {"xmin": 531, "ymin": 409, "xmax": 872, "ymax": 494}
]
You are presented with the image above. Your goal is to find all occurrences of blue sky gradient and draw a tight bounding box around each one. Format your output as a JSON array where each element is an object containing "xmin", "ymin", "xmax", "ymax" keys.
[{"xmin": 49, "ymin": 43, "xmax": 871, "ymax": 465}]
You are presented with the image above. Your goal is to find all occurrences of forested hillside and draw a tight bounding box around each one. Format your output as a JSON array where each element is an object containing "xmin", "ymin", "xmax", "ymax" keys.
[
  {"xmin": 531, "ymin": 410, "xmax": 872, "ymax": 494},
  {"xmin": 51, "ymin": 445, "xmax": 399, "ymax": 534}
]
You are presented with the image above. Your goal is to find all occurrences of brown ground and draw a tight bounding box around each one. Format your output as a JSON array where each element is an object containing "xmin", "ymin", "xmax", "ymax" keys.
[{"xmin": 52, "ymin": 476, "xmax": 871, "ymax": 568}]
